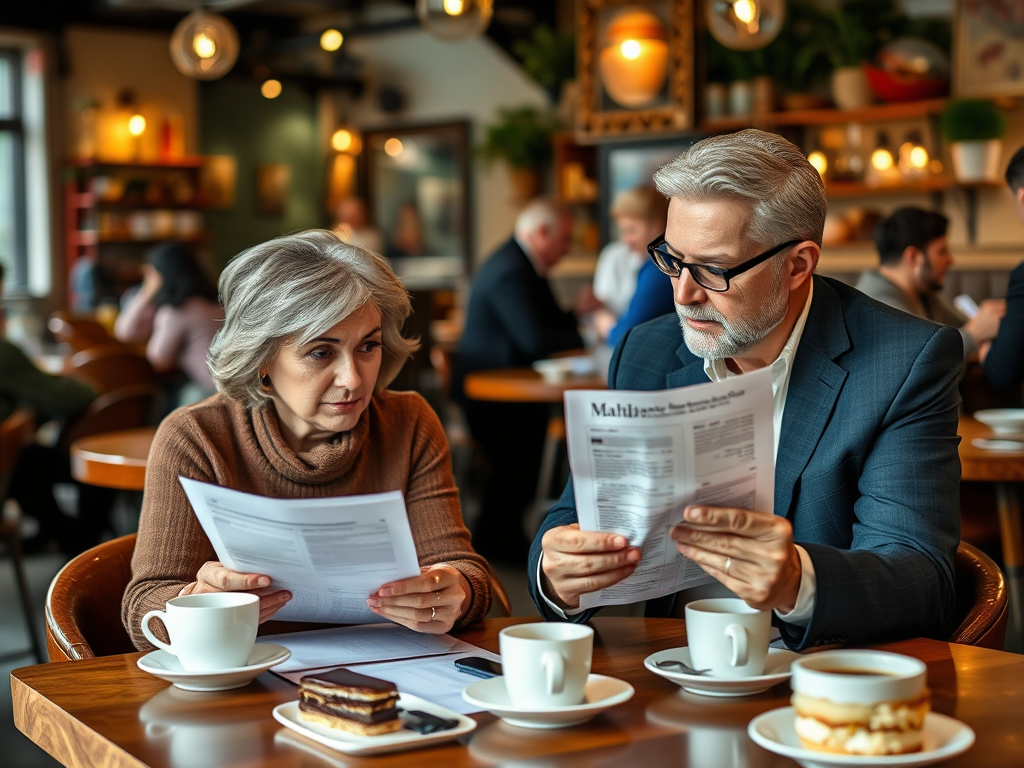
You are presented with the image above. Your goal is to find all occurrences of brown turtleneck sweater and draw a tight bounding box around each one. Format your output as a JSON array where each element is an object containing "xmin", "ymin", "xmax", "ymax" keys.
[{"xmin": 122, "ymin": 390, "xmax": 491, "ymax": 650}]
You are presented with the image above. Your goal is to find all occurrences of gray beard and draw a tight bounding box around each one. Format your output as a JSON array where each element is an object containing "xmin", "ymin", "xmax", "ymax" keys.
[{"xmin": 675, "ymin": 285, "xmax": 789, "ymax": 360}]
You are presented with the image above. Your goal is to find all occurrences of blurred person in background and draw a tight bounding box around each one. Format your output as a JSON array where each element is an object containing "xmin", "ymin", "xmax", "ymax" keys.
[
  {"xmin": 856, "ymin": 208, "xmax": 1004, "ymax": 370},
  {"xmin": 590, "ymin": 185, "xmax": 674, "ymax": 348},
  {"xmin": 115, "ymin": 242, "xmax": 223, "ymax": 409},
  {"xmin": 333, "ymin": 196, "xmax": 384, "ymax": 255}
]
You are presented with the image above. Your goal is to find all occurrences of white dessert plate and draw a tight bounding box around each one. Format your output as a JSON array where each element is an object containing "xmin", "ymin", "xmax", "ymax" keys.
[
  {"xmin": 974, "ymin": 409, "xmax": 1024, "ymax": 435},
  {"xmin": 532, "ymin": 355, "xmax": 597, "ymax": 382},
  {"xmin": 972, "ymin": 438, "xmax": 1024, "ymax": 452},
  {"xmin": 272, "ymin": 694, "xmax": 476, "ymax": 756},
  {"xmin": 461, "ymin": 674, "xmax": 633, "ymax": 729},
  {"xmin": 137, "ymin": 643, "xmax": 291, "ymax": 692},
  {"xmin": 645, "ymin": 646, "xmax": 799, "ymax": 697},
  {"xmin": 747, "ymin": 706, "xmax": 975, "ymax": 768}
]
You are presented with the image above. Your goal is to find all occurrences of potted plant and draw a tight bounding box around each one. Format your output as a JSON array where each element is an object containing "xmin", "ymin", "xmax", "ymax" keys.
[
  {"xmin": 478, "ymin": 106, "xmax": 560, "ymax": 202},
  {"xmin": 939, "ymin": 99, "xmax": 1007, "ymax": 182}
]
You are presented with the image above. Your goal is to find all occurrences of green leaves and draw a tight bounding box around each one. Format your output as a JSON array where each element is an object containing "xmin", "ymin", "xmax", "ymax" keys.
[
  {"xmin": 940, "ymin": 100, "xmax": 1007, "ymax": 142},
  {"xmin": 477, "ymin": 106, "xmax": 560, "ymax": 170}
]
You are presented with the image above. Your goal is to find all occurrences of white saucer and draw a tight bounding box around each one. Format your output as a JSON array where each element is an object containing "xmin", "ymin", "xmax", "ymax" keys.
[
  {"xmin": 974, "ymin": 408, "xmax": 1024, "ymax": 435},
  {"xmin": 972, "ymin": 437, "xmax": 1024, "ymax": 452},
  {"xmin": 748, "ymin": 706, "xmax": 975, "ymax": 768},
  {"xmin": 137, "ymin": 643, "xmax": 291, "ymax": 691},
  {"xmin": 273, "ymin": 694, "xmax": 476, "ymax": 756},
  {"xmin": 461, "ymin": 674, "xmax": 633, "ymax": 729},
  {"xmin": 645, "ymin": 646, "xmax": 799, "ymax": 697}
]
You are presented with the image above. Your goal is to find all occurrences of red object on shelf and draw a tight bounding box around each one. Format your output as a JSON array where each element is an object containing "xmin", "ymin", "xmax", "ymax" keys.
[{"xmin": 864, "ymin": 63, "xmax": 948, "ymax": 103}]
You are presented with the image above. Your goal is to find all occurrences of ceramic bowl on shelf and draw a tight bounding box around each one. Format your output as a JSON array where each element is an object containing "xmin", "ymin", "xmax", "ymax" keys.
[{"xmin": 864, "ymin": 64, "xmax": 948, "ymax": 103}]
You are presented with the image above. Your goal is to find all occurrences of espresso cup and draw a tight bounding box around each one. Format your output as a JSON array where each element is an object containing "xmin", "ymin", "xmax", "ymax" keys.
[
  {"xmin": 499, "ymin": 623, "xmax": 594, "ymax": 708},
  {"xmin": 685, "ymin": 598, "xmax": 770, "ymax": 678},
  {"xmin": 141, "ymin": 593, "xmax": 259, "ymax": 672}
]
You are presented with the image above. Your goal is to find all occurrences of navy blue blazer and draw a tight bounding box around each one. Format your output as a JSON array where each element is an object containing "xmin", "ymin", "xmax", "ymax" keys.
[
  {"xmin": 452, "ymin": 238, "xmax": 582, "ymax": 402},
  {"xmin": 529, "ymin": 276, "xmax": 963, "ymax": 650},
  {"xmin": 984, "ymin": 260, "xmax": 1024, "ymax": 390}
]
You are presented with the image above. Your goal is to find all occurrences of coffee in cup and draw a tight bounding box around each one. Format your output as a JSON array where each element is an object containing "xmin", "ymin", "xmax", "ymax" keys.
[
  {"xmin": 499, "ymin": 623, "xmax": 594, "ymax": 708},
  {"xmin": 141, "ymin": 593, "xmax": 259, "ymax": 672},
  {"xmin": 684, "ymin": 598, "xmax": 770, "ymax": 678},
  {"xmin": 790, "ymin": 650, "xmax": 929, "ymax": 756}
]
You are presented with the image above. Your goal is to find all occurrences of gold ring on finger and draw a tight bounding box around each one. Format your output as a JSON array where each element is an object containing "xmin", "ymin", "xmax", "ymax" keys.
[
  {"xmin": 431, "ymin": 606, "xmax": 436, "ymax": 620},
  {"xmin": 724, "ymin": 556, "xmax": 732, "ymax": 576}
]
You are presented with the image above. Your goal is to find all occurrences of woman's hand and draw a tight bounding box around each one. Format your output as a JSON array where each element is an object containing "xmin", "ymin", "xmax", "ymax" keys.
[
  {"xmin": 179, "ymin": 561, "xmax": 292, "ymax": 623},
  {"xmin": 367, "ymin": 564, "xmax": 470, "ymax": 634}
]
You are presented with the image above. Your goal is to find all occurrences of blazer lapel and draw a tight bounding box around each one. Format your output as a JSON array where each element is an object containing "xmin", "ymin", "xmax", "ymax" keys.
[
  {"xmin": 665, "ymin": 341, "xmax": 707, "ymax": 389},
  {"xmin": 774, "ymin": 277, "xmax": 850, "ymax": 518}
]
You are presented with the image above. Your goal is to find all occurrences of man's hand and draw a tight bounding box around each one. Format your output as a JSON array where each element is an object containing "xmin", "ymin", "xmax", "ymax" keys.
[
  {"xmin": 670, "ymin": 506, "xmax": 801, "ymax": 612},
  {"xmin": 180, "ymin": 561, "xmax": 292, "ymax": 623},
  {"xmin": 963, "ymin": 299, "xmax": 1006, "ymax": 345},
  {"xmin": 540, "ymin": 524, "xmax": 640, "ymax": 610}
]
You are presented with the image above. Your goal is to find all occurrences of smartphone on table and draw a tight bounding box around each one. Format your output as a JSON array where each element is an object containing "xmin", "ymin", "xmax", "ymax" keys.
[{"xmin": 454, "ymin": 656, "xmax": 503, "ymax": 679}]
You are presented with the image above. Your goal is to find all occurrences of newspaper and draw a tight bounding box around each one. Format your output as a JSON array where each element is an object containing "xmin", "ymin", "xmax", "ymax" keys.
[
  {"xmin": 563, "ymin": 367, "xmax": 775, "ymax": 609},
  {"xmin": 179, "ymin": 478, "xmax": 421, "ymax": 624}
]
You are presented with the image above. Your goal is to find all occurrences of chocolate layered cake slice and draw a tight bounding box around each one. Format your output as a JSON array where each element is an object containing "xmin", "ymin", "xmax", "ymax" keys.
[{"xmin": 298, "ymin": 668, "xmax": 402, "ymax": 736}]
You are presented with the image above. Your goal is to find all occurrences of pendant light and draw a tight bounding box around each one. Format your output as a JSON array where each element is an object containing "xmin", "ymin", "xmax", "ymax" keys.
[
  {"xmin": 707, "ymin": 0, "xmax": 786, "ymax": 51},
  {"xmin": 416, "ymin": 0, "xmax": 494, "ymax": 41},
  {"xmin": 170, "ymin": 8, "xmax": 240, "ymax": 81},
  {"xmin": 599, "ymin": 6, "xmax": 670, "ymax": 108}
]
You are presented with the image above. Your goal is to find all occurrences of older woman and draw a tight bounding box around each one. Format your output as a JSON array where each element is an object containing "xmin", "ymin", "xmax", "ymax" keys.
[{"xmin": 122, "ymin": 230, "xmax": 491, "ymax": 648}]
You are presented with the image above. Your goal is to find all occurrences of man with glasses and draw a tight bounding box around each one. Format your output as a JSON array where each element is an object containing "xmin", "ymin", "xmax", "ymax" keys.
[
  {"xmin": 856, "ymin": 207, "xmax": 1004, "ymax": 369},
  {"xmin": 529, "ymin": 130, "xmax": 962, "ymax": 650}
]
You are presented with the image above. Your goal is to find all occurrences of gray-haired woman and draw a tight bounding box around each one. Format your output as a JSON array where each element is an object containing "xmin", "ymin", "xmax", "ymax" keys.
[{"xmin": 122, "ymin": 230, "xmax": 491, "ymax": 648}]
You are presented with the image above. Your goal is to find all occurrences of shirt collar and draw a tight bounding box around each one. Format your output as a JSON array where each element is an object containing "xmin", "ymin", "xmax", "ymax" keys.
[{"xmin": 704, "ymin": 280, "xmax": 814, "ymax": 385}]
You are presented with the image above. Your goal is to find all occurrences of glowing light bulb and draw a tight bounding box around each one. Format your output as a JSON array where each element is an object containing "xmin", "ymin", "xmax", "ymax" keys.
[
  {"xmin": 384, "ymin": 138, "xmax": 404, "ymax": 157},
  {"xmin": 909, "ymin": 146, "xmax": 929, "ymax": 169},
  {"xmin": 193, "ymin": 32, "xmax": 216, "ymax": 59},
  {"xmin": 871, "ymin": 148, "xmax": 894, "ymax": 171},
  {"xmin": 734, "ymin": 0, "xmax": 757, "ymax": 24},
  {"xmin": 261, "ymin": 79, "xmax": 282, "ymax": 99},
  {"xmin": 443, "ymin": 0, "xmax": 464, "ymax": 14},
  {"xmin": 128, "ymin": 114, "xmax": 146, "ymax": 136},
  {"xmin": 320, "ymin": 29, "xmax": 343, "ymax": 51},
  {"xmin": 332, "ymin": 129, "xmax": 354, "ymax": 152},
  {"xmin": 620, "ymin": 39, "xmax": 642, "ymax": 59},
  {"xmin": 808, "ymin": 151, "xmax": 827, "ymax": 176}
]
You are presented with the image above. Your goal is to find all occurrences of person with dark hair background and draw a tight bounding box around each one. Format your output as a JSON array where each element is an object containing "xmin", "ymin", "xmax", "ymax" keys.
[
  {"xmin": 115, "ymin": 242, "xmax": 223, "ymax": 408},
  {"xmin": 982, "ymin": 146, "xmax": 1024, "ymax": 390},
  {"xmin": 856, "ymin": 207, "xmax": 1005, "ymax": 369}
]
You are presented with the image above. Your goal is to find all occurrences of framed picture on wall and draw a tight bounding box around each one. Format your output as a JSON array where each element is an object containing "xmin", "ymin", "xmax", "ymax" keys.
[
  {"xmin": 360, "ymin": 120, "xmax": 471, "ymax": 275},
  {"xmin": 598, "ymin": 136, "xmax": 699, "ymax": 245},
  {"xmin": 255, "ymin": 163, "xmax": 290, "ymax": 216},
  {"xmin": 953, "ymin": 0, "xmax": 1024, "ymax": 97},
  {"xmin": 576, "ymin": 0, "xmax": 695, "ymax": 140}
]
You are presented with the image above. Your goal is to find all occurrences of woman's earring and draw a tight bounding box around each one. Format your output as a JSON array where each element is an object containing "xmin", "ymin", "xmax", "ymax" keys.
[{"xmin": 260, "ymin": 371, "xmax": 271, "ymax": 390}]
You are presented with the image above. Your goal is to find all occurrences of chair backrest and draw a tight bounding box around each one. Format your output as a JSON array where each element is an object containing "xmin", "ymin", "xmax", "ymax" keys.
[
  {"xmin": 67, "ymin": 343, "xmax": 156, "ymax": 394},
  {"xmin": 48, "ymin": 311, "xmax": 114, "ymax": 353},
  {"xmin": 45, "ymin": 533, "xmax": 138, "ymax": 660},
  {"xmin": 0, "ymin": 407, "xmax": 35, "ymax": 479},
  {"xmin": 950, "ymin": 540, "xmax": 1008, "ymax": 649},
  {"xmin": 58, "ymin": 383, "xmax": 159, "ymax": 451}
]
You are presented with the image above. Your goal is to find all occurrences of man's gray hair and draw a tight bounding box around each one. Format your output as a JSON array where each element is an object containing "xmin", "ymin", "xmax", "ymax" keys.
[
  {"xmin": 208, "ymin": 229, "xmax": 419, "ymax": 409},
  {"xmin": 653, "ymin": 129, "xmax": 827, "ymax": 248},
  {"xmin": 514, "ymin": 196, "xmax": 568, "ymax": 240}
]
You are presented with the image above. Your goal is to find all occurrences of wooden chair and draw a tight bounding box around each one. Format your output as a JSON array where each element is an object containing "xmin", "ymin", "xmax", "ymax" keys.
[
  {"xmin": 45, "ymin": 532, "xmax": 515, "ymax": 661},
  {"xmin": 67, "ymin": 343, "xmax": 155, "ymax": 394},
  {"xmin": 950, "ymin": 540, "xmax": 1008, "ymax": 649},
  {"xmin": 1, "ymin": 408, "xmax": 45, "ymax": 663},
  {"xmin": 45, "ymin": 533, "xmax": 138, "ymax": 660},
  {"xmin": 58, "ymin": 383, "xmax": 160, "ymax": 451},
  {"xmin": 47, "ymin": 311, "xmax": 114, "ymax": 353}
]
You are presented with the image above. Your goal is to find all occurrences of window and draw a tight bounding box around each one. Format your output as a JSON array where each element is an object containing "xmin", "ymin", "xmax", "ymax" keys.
[{"xmin": 0, "ymin": 39, "xmax": 50, "ymax": 298}]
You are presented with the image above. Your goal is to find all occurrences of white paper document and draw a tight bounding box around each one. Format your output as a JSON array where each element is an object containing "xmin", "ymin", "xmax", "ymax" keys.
[
  {"xmin": 259, "ymin": 623, "xmax": 477, "ymax": 673},
  {"xmin": 564, "ymin": 367, "xmax": 775, "ymax": 609},
  {"xmin": 179, "ymin": 478, "xmax": 421, "ymax": 624}
]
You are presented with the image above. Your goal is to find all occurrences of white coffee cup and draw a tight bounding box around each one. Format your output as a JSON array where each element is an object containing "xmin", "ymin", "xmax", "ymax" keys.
[
  {"xmin": 685, "ymin": 597, "xmax": 770, "ymax": 678},
  {"xmin": 791, "ymin": 650, "xmax": 927, "ymax": 706},
  {"xmin": 499, "ymin": 623, "xmax": 594, "ymax": 708},
  {"xmin": 141, "ymin": 593, "xmax": 259, "ymax": 672}
]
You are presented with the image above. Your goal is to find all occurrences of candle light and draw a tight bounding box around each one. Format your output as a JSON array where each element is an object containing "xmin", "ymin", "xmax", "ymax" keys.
[{"xmin": 599, "ymin": 8, "xmax": 669, "ymax": 108}]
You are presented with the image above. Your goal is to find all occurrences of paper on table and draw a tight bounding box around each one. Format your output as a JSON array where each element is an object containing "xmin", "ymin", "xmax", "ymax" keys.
[
  {"xmin": 259, "ymin": 623, "xmax": 477, "ymax": 673},
  {"xmin": 179, "ymin": 478, "xmax": 421, "ymax": 624},
  {"xmin": 565, "ymin": 367, "xmax": 775, "ymax": 609},
  {"xmin": 275, "ymin": 649, "xmax": 503, "ymax": 714}
]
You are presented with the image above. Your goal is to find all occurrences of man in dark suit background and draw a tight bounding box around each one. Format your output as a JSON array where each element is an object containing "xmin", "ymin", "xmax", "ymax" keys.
[
  {"xmin": 453, "ymin": 197, "xmax": 583, "ymax": 562},
  {"xmin": 529, "ymin": 130, "xmax": 962, "ymax": 650}
]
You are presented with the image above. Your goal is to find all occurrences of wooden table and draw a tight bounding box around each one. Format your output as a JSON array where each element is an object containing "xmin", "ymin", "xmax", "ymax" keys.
[
  {"xmin": 12, "ymin": 617, "xmax": 1024, "ymax": 768},
  {"xmin": 70, "ymin": 426, "xmax": 156, "ymax": 491},
  {"xmin": 958, "ymin": 415, "xmax": 1024, "ymax": 650}
]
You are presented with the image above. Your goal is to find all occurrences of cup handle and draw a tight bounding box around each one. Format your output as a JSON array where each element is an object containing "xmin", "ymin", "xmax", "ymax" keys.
[
  {"xmin": 141, "ymin": 610, "xmax": 174, "ymax": 654},
  {"xmin": 726, "ymin": 624, "xmax": 748, "ymax": 667},
  {"xmin": 541, "ymin": 650, "xmax": 565, "ymax": 695}
]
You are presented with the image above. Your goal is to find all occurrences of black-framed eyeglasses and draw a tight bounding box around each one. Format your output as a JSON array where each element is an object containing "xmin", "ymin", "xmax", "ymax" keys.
[{"xmin": 647, "ymin": 235, "xmax": 803, "ymax": 292}]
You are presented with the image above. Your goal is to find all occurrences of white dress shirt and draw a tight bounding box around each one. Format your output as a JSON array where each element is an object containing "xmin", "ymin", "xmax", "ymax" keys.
[{"xmin": 539, "ymin": 282, "xmax": 817, "ymax": 625}]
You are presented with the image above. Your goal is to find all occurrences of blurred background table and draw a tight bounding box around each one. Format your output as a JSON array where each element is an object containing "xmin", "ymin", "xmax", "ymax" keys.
[{"xmin": 70, "ymin": 426, "xmax": 156, "ymax": 491}]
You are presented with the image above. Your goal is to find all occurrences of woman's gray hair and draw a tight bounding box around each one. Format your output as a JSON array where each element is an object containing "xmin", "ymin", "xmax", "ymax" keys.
[
  {"xmin": 653, "ymin": 129, "xmax": 827, "ymax": 248},
  {"xmin": 208, "ymin": 229, "xmax": 419, "ymax": 408}
]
